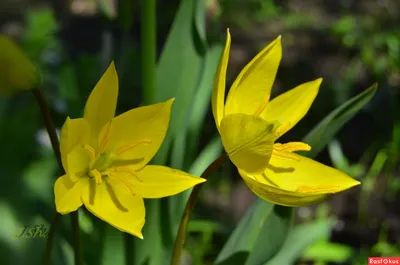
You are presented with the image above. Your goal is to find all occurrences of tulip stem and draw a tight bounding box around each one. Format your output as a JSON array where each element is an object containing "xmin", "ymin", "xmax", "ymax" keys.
[
  {"xmin": 140, "ymin": 0, "xmax": 156, "ymax": 105},
  {"xmin": 32, "ymin": 89, "xmax": 62, "ymax": 168},
  {"xmin": 33, "ymin": 88, "xmax": 83, "ymax": 265},
  {"xmin": 170, "ymin": 153, "xmax": 229, "ymax": 265},
  {"xmin": 44, "ymin": 213, "xmax": 60, "ymax": 264}
]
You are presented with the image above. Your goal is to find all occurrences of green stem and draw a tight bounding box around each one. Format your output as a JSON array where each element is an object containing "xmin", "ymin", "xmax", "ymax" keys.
[
  {"xmin": 33, "ymin": 88, "xmax": 82, "ymax": 265},
  {"xmin": 71, "ymin": 212, "xmax": 83, "ymax": 265},
  {"xmin": 170, "ymin": 154, "xmax": 228, "ymax": 265},
  {"xmin": 140, "ymin": 0, "xmax": 156, "ymax": 105},
  {"xmin": 44, "ymin": 213, "xmax": 60, "ymax": 264},
  {"xmin": 124, "ymin": 233, "xmax": 134, "ymax": 265},
  {"xmin": 32, "ymin": 89, "xmax": 62, "ymax": 168}
]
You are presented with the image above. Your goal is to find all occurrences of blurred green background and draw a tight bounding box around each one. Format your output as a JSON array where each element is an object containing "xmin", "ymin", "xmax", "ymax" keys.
[{"xmin": 0, "ymin": 0, "xmax": 399, "ymax": 264}]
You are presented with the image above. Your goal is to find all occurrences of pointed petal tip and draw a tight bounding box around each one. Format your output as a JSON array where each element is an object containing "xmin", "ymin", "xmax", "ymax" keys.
[
  {"xmin": 198, "ymin": 177, "xmax": 207, "ymax": 184},
  {"xmin": 226, "ymin": 29, "xmax": 231, "ymax": 40}
]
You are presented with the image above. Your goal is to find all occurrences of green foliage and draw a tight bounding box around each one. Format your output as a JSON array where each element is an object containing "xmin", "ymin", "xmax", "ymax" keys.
[{"xmin": 0, "ymin": 1, "xmax": 394, "ymax": 265}]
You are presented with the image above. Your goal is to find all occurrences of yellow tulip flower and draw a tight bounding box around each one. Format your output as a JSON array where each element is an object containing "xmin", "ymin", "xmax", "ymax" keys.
[
  {"xmin": 212, "ymin": 30, "xmax": 360, "ymax": 206},
  {"xmin": 0, "ymin": 35, "xmax": 39, "ymax": 95},
  {"xmin": 54, "ymin": 62, "xmax": 206, "ymax": 238}
]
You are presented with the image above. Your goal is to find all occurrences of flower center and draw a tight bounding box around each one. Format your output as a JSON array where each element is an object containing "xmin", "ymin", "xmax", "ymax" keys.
[
  {"xmin": 79, "ymin": 120, "xmax": 153, "ymax": 189},
  {"xmin": 81, "ymin": 140, "xmax": 152, "ymax": 187}
]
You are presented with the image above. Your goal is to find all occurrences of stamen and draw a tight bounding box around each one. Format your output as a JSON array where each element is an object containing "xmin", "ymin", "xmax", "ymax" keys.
[
  {"xmin": 88, "ymin": 169, "xmax": 102, "ymax": 184},
  {"xmin": 296, "ymin": 185, "xmax": 341, "ymax": 193},
  {"xmin": 112, "ymin": 167, "xmax": 143, "ymax": 182},
  {"xmin": 108, "ymin": 173, "xmax": 136, "ymax": 195},
  {"xmin": 253, "ymin": 101, "xmax": 268, "ymax": 116},
  {"xmin": 116, "ymin": 139, "xmax": 152, "ymax": 155},
  {"xmin": 99, "ymin": 121, "xmax": 112, "ymax": 155},
  {"xmin": 82, "ymin": 144, "xmax": 96, "ymax": 163},
  {"xmin": 273, "ymin": 142, "xmax": 311, "ymax": 152},
  {"xmin": 275, "ymin": 122, "xmax": 291, "ymax": 137},
  {"xmin": 272, "ymin": 149, "xmax": 300, "ymax": 161}
]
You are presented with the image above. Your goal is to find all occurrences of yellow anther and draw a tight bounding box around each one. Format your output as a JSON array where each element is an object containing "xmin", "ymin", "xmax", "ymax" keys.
[
  {"xmin": 82, "ymin": 144, "xmax": 96, "ymax": 163},
  {"xmin": 275, "ymin": 122, "xmax": 291, "ymax": 137},
  {"xmin": 273, "ymin": 142, "xmax": 311, "ymax": 152},
  {"xmin": 112, "ymin": 167, "xmax": 143, "ymax": 182},
  {"xmin": 88, "ymin": 169, "xmax": 103, "ymax": 184},
  {"xmin": 296, "ymin": 185, "xmax": 341, "ymax": 193},
  {"xmin": 116, "ymin": 139, "xmax": 152, "ymax": 155},
  {"xmin": 99, "ymin": 121, "xmax": 112, "ymax": 154}
]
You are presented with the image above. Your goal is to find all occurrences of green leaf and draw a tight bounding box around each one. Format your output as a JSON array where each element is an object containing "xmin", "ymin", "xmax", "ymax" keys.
[
  {"xmin": 153, "ymin": 0, "xmax": 204, "ymax": 166},
  {"xmin": 133, "ymin": 0, "xmax": 207, "ymax": 263},
  {"xmin": 245, "ymin": 206, "xmax": 294, "ymax": 265},
  {"xmin": 189, "ymin": 136, "xmax": 223, "ymax": 176},
  {"xmin": 100, "ymin": 225, "xmax": 124, "ymax": 265},
  {"xmin": 186, "ymin": 45, "xmax": 224, "ymax": 164},
  {"xmin": 131, "ymin": 200, "xmax": 167, "ymax": 265},
  {"xmin": 302, "ymin": 83, "xmax": 377, "ymax": 158},
  {"xmin": 302, "ymin": 241, "xmax": 353, "ymax": 263},
  {"xmin": 194, "ymin": 0, "xmax": 207, "ymax": 48},
  {"xmin": 264, "ymin": 220, "xmax": 333, "ymax": 265},
  {"xmin": 214, "ymin": 200, "xmax": 274, "ymax": 265}
]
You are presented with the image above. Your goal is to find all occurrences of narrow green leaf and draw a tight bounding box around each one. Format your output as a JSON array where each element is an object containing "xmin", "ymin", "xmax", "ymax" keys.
[
  {"xmin": 170, "ymin": 136, "xmax": 223, "ymax": 220},
  {"xmin": 166, "ymin": 44, "xmax": 223, "ymax": 238},
  {"xmin": 100, "ymin": 226, "xmax": 124, "ymax": 265},
  {"xmin": 264, "ymin": 220, "xmax": 333, "ymax": 265},
  {"xmin": 302, "ymin": 83, "xmax": 377, "ymax": 158},
  {"xmin": 189, "ymin": 136, "xmax": 223, "ymax": 176},
  {"xmin": 134, "ymin": 0, "xmax": 206, "ymax": 263},
  {"xmin": 132, "ymin": 200, "xmax": 166, "ymax": 265},
  {"xmin": 153, "ymin": 0, "xmax": 204, "ymax": 166},
  {"xmin": 194, "ymin": 0, "xmax": 207, "ymax": 48},
  {"xmin": 186, "ymin": 45, "xmax": 224, "ymax": 164},
  {"xmin": 246, "ymin": 206, "xmax": 294, "ymax": 265},
  {"xmin": 302, "ymin": 241, "xmax": 353, "ymax": 263},
  {"xmin": 214, "ymin": 200, "xmax": 274, "ymax": 265}
]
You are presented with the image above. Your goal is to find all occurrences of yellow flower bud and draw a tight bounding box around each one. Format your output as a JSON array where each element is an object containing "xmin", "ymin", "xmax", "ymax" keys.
[{"xmin": 0, "ymin": 35, "xmax": 40, "ymax": 95}]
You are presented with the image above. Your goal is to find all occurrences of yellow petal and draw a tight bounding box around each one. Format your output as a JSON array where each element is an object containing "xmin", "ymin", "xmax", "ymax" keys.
[
  {"xmin": 219, "ymin": 113, "xmax": 279, "ymax": 174},
  {"xmin": 266, "ymin": 153, "xmax": 360, "ymax": 192},
  {"xmin": 239, "ymin": 171, "xmax": 326, "ymax": 207},
  {"xmin": 66, "ymin": 145, "xmax": 91, "ymax": 182},
  {"xmin": 60, "ymin": 117, "xmax": 91, "ymax": 173},
  {"xmin": 103, "ymin": 98, "xmax": 174, "ymax": 169},
  {"xmin": 83, "ymin": 62, "xmax": 118, "ymax": 140},
  {"xmin": 260, "ymin": 78, "xmax": 322, "ymax": 136},
  {"xmin": 54, "ymin": 175, "xmax": 88, "ymax": 214},
  {"xmin": 224, "ymin": 36, "xmax": 282, "ymax": 116},
  {"xmin": 212, "ymin": 29, "xmax": 231, "ymax": 129},
  {"xmin": 82, "ymin": 178, "xmax": 145, "ymax": 239},
  {"xmin": 238, "ymin": 153, "xmax": 360, "ymax": 206},
  {"xmin": 115, "ymin": 165, "xmax": 206, "ymax": 198}
]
